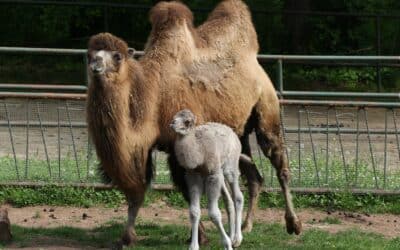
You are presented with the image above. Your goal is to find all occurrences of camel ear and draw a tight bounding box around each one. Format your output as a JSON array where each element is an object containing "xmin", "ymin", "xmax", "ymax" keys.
[{"xmin": 128, "ymin": 48, "xmax": 135, "ymax": 58}]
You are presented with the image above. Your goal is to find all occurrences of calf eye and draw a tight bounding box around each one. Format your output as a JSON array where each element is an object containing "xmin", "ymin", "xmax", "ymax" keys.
[{"xmin": 184, "ymin": 120, "xmax": 191, "ymax": 127}]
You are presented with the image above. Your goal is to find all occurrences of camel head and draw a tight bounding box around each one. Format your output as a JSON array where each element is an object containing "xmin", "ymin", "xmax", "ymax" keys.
[
  {"xmin": 170, "ymin": 109, "xmax": 196, "ymax": 135},
  {"xmin": 87, "ymin": 32, "xmax": 135, "ymax": 77}
]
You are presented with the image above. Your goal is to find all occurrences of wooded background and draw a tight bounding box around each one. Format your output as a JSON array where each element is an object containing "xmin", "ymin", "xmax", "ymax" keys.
[{"xmin": 1, "ymin": 0, "xmax": 400, "ymax": 91}]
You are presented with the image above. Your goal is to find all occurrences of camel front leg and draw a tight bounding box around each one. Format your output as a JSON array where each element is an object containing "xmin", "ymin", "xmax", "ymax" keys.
[{"xmin": 121, "ymin": 195, "xmax": 144, "ymax": 246}]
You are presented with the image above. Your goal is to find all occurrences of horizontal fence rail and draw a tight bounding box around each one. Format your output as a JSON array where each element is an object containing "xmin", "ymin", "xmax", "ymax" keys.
[{"xmin": 1, "ymin": 47, "xmax": 400, "ymax": 99}]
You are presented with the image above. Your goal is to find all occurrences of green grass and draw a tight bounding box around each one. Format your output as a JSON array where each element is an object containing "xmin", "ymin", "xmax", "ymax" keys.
[
  {"xmin": 1, "ymin": 187, "xmax": 399, "ymax": 215},
  {"xmin": 3, "ymin": 222, "xmax": 400, "ymax": 249},
  {"xmin": 254, "ymin": 156, "xmax": 400, "ymax": 190},
  {"xmin": 2, "ymin": 152, "xmax": 400, "ymax": 190}
]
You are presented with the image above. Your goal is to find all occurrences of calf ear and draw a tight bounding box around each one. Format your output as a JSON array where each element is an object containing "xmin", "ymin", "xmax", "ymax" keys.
[{"xmin": 128, "ymin": 48, "xmax": 136, "ymax": 58}]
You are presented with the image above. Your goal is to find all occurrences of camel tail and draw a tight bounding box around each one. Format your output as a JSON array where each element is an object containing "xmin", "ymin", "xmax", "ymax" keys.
[
  {"xmin": 239, "ymin": 153, "xmax": 264, "ymax": 185},
  {"xmin": 240, "ymin": 154, "xmax": 253, "ymax": 165}
]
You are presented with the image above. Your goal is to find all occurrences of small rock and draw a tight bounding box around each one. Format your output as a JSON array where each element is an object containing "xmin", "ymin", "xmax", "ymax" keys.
[
  {"xmin": 312, "ymin": 218, "xmax": 316, "ymax": 222},
  {"xmin": 339, "ymin": 212, "xmax": 342, "ymax": 215},
  {"xmin": 155, "ymin": 213, "xmax": 158, "ymax": 217},
  {"xmin": 49, "ymin": 214, "xmax": 56, "ymax": 219},
  {"xmin": 82, "ymin": 213, "xmax": 90, "ymax": 220},
  {"xmin": 114, "ymin": 209, "xmax": 118, "ymax": 213},
  {"xmin": 23, "ymin": 219, "xmax": 27, "ymax": 222},
  {"xmin": 394, "ymin": 220, "xmax": 397, "ymax": 223},
  {"xmin": 43, "ymin": 208, "xmax": 47, "ymax": 212},
  {"xmin": 387, "ymin": 220, "xmax": 390, "ymax": 223},
  {"xmin": 49, "ymin": 208, "xmax": 55, "ymax": 212},
  {"xmin": 368, "ymin": 222, "xmax": 373, "ymax": 226},
  {"xmin": 363, "ymin": 213, "xmax": 370, "ymax": 217}
]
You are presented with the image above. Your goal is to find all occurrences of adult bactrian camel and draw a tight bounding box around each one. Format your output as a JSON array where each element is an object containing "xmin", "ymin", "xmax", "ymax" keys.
[{"xmin": 86, "ymin": 0, "xmax": 302, "ymax": 247}]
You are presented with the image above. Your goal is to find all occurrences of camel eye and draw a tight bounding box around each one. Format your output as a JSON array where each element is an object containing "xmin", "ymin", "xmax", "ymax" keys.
[{"xmin": 113, "ymin": 52, "xmax": 122, "ymax": 62}]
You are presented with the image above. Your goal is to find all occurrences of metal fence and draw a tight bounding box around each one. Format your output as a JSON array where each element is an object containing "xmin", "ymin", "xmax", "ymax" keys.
[{"xmin": 0, "ymin": 47, "xmax": 399, "ymax": 194}]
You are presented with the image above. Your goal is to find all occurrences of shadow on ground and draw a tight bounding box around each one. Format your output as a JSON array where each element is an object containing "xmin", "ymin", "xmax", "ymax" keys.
[{"xmin": 2, "ymin": 222, "xmax": 400, "ymax": 250}]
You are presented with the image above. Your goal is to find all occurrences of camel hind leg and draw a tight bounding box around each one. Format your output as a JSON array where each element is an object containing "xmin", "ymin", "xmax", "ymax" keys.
[
  {"xmin": 239, "ymin": 110, "xmax": 264, "ymax": 233},
  {"xmin": 254, "ymin": 93, "xmax": 302, "ymax": 235}
]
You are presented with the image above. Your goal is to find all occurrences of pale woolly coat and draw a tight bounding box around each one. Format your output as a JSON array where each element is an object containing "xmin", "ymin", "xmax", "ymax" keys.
[{"xmin": 174, "ymin": 122, "xmax": 241, "ymax": 175}]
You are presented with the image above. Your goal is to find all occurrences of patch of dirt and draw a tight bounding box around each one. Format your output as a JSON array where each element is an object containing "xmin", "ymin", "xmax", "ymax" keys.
[
  {"xmin": 3, "ymin": 202, "xmax": 400, "ymax": 242},
  {"xmin": 262, "ymin": 208, "xmax": 400, "ymax": 238}
]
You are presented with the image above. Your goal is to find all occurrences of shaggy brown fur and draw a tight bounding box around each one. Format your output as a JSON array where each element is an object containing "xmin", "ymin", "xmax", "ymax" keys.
[
  {"xmin": 87, "ymin": 33, "xmax": 159, "ymax": 194},
  {"xmin": 87, "ymin": 0, "xmax": 301, "ymax": 247}
]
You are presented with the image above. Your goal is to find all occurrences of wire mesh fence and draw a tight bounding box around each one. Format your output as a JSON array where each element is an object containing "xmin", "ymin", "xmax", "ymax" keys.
[{"xmin": 0, "ymin": 97, "xmax": 399, "ymax": 192}]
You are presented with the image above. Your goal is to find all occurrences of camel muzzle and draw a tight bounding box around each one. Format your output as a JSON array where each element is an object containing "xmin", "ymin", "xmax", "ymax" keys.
[{"xmin": 90, "ymin": 59, "xmax": 105, "ymax": 74}]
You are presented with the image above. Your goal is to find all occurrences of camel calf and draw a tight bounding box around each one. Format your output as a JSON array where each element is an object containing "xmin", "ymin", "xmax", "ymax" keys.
[{"xmin": 170, "ymin": 109, "xmax": 245, "ymax": 250}]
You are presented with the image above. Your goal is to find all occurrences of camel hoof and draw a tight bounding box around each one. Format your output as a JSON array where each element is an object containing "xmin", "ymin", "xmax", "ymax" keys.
[
  {"xmin": 241, "ymin": 221, "xmax": 253, "ymax": 233},
  {"xmin": 110, "ymin": 241, "xmax": 123, "ymax": 250},
  {"xmin": 285, "ymin": 216, "xmax": 302, "ymax": 235},
  {"xmin": 121, "ymin": 230, "xmax": 137, "ymax": 246}
]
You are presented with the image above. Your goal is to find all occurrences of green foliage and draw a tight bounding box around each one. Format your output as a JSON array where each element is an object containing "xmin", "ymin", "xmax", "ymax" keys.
[{"xmin": 2, "ymin": 0, "xmax": 400, "ymax": 91}]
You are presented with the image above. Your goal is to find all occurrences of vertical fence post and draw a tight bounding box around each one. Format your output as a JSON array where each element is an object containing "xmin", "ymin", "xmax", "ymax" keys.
[
  {"xmin": 277, "ymin": 59, "xmax": 284, "ymax": 93},
  {"xmin": 84, "ymin": 53, "xmax": 89, "ymax": 87},
  {"xmin": 375, "ymin": 15, "xmax": 382, "ymax": 92}
]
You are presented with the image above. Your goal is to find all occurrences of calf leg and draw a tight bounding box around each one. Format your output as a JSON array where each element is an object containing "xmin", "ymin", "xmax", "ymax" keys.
[
  {"xmin": 225, "ymin": 159, "xmax": 244, "ymax": 248},
  {"xmin": 232, "ymin": 173, "xmax": 244, "ymax": 247},
  {"xmin": 168, "ymin": 153, "xmax": 209, "ymax": 245},
  {"xmin": 221, "ymin": 179, "xmax": 235, "ymax": 240},
  {"xmin": 206, "ymin": 173, "xmax": 232, "ymax": 250},
  {"xmin": 185, "ymin": 172, "xmax": 203, "ymax": 250}
]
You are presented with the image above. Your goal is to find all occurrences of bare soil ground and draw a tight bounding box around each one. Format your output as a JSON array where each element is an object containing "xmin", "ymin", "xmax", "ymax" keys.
[{"xmin": 2, "ymin": 202, "xmax": 400, "ymax": 249}]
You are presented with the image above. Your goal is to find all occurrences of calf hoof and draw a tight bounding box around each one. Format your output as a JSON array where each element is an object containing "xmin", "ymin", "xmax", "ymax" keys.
[
  {"xmin": 241, "ymin": 220, "xmax": 253, "ymax": 233},
  {"xmin": 285, "ymin": 216, "xmax": 302, "ymax": 235},
  {"xmin": 232, "ymin": 236, "xmax": 243, "ymax": 248}
]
